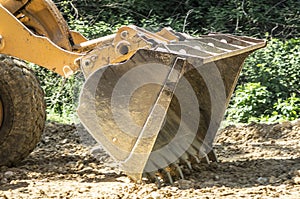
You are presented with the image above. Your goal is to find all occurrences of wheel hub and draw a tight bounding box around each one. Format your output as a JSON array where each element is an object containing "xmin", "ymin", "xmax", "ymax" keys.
[{"xmin": 0, "ymin": 98, "xmax": 3, "ymax": 129}]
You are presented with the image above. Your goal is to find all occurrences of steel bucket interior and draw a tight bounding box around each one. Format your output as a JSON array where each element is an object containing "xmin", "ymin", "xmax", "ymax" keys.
[{"xmin": 78, "ymin": 47, "xmax": 254, "ymax": 180}]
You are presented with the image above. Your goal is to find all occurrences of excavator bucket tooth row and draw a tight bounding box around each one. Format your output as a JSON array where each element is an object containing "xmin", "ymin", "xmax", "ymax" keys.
[
  {"xmin": 143, "ymin": 133, "xmax": 217, "ymax": 184},
  {"xmin": 77, "ymin": 27, "xmax": 266, "ymax": 182}
]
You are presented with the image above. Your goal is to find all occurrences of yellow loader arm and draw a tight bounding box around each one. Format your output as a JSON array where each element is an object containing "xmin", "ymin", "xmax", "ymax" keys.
[
  {"xmin": 0, "ymin": 0, "xmax": 169, "ymax": 76},
  {"xmin": 0, "ymin": 0, "xmax": 267, "ymax": 183},
  {"xmin": 0, "ymin": 0, "xmax": 200, "ymax": 77}
]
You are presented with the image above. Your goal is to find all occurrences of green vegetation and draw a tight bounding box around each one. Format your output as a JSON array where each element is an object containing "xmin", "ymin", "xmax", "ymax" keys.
[
  {"xmin": 29, "ymin": 63, "xmax": 84, "ymax": 123},
  {"xmin": 31, "ymin": 0, "xmax": 300, "ymax": 123},
  {"xmin": 227, "ymin": 38, "xmax": 300, "ymax": 123}
]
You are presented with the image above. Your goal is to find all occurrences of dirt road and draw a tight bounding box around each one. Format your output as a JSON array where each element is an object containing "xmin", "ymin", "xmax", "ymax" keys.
[{"xmin": 0, "ymin": 120, "xmax": 299, "ymax": 198}]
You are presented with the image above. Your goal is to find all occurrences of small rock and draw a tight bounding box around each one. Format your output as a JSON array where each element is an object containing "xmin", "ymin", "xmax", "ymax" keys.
[
  {"xmin": 257, "ymin": 177, "xmax": 268, "ymax": 184},
  {"xmin": 214, "ymin": 175, "xmax": 220, "ymax": 181},
  {"xmin": 182, "ymin": 168, "xmax": 191, "ymax": 175},
  {"xmin": 146, "ymin": 192, "xmax": 161, "ymax": 199},
  {"xmin": 293, "ymin": 177, "xmax": 300, "ymax": 184},
  {"xmin": 293, "ymin": 170, "xmax": 300, "ymax": 177},
  {"xmin": 291, "ymin": 119, "xmax": 300, "ymax": 125},
  {"xmin": 39, "ymin": 190, "xmax": 46, "ymax": 195},
  {"xmin": 177, "ymin": 179, "xmax": 194, "ymax": 189},
  {"xmin": 0, "ymin": 178, "xmax": 8, "ymax": 184},
  {"xmin": 116, "ymin": 176, "xmax": 131, "ymax": 183},
  {"xmin": 4, "ymin": 171, "xmax": 15, "ymax": 178},
  {"xmin": 78, "ymin": 187, "xmax": 89, "ymax": 193},
  {"xmin": 86, "ymin": 173, "xmax": 96, "ymax": 179},
  {"xmin": 61, "ymin": 139, "xmax": 68, "ymax": 144},
  {"xmin": 137, "ymin": 187, "xmax": 149, "ymax": 196},
  {"xmin": 91, "ymin": 146, "xmax": 103, "ymax": 155},
  {"xmin": 88, "ymin": 163, "xmax": 98, "ymax": 169},
  {"xmin": 269, "ymin": 176, "xmax": 277, "ymax": 183},
  {"xmin": 66, "ymin": 161, "xmax": 76, "ymax": 168},
  {"xmin": 281, "ymin": 121, "xmax": 292, "ymax": 129},
  {"xmin": 270, "ymin": 140, "xmax": 276, "ymax": 144},
  {"xmin": 200, "ymin": 179, "xmax": 216, "ymax": 187},
  {"xmin": 76, "ymin": 161, "xmax": 85, "ymax": 170}
]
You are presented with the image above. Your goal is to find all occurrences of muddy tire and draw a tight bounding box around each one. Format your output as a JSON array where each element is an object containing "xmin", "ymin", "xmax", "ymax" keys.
[{"xmin": 0, "ymin": 56, "xmax": 46, "ymax": 166}]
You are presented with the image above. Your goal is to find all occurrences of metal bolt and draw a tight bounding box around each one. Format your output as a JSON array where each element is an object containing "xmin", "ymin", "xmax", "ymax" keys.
[
  {"xmin": 116, "ymin": 41, "xmax": 130, "ymax": 55},
  {"xmin": 179, "ymin": 49, "xmax": 187, "ymax": 54},
  {"xmin": 207, "ymin": 42, "xmax": 215, "ymax": 47},
  {"xmin": 194, "ymin": 46, "xmax": 202, "ymax": 50},
  {"xmin": 120, "ymin": 31, "xmax": 129, "ymax": 39},
  {"xmin": 220, "ymin": 39, "xmax": 227, "ymax": 43},
  {"xmin": 91, "ymin": 55, "xmax": 98, "ymax": 62},
  {"xmin": 119, "ymin": 45, "xmax": 129, "ymax": 55},
  {"xmin": 63, "ymin": 65, "xmax": 74, "ymax": 78},
  {"xmin": 83, "ymin": 59, "xmax": 91, "ymax": 68}
]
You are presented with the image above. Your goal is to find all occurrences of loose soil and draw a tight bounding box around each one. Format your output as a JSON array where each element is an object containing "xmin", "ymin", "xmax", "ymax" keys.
[{"xmin": 0, "ymin": 120, "xmax": 300, "ymax": 198}]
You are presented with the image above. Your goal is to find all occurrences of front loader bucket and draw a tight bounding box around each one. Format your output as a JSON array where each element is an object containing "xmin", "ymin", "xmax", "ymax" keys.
[{"xmin": 78, "ymin": 32, "xmax": 266, "ymax": 182}]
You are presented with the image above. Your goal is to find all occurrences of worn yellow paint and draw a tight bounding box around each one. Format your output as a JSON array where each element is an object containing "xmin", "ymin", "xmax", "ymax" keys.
[{"xmin": 0, "ymin": 4, "xmax": 82, "ymax": 77}]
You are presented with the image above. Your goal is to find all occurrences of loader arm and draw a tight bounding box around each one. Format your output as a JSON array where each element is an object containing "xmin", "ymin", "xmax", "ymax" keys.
[
  {"xmin": 0, "ymin": 1, "xmax": 81, "ymax": 76},
  {"xmin": 0, "ymin": 0, "xmax": 190, "ymax": 77}
]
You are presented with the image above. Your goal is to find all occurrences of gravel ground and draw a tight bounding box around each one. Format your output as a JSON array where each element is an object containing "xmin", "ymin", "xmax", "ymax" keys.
[{"xmin": 0, "ymin": 119, "xmax": 300, "ymax": 199}]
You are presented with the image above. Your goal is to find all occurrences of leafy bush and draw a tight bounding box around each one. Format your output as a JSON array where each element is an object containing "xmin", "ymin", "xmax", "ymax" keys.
[
  {"xmin": 272, "ymin": 93, "xmax": 300, "ymax": 121},
  {"xmin": 226, "ymin": 83, "xmax": 272, "ymax": 123},
  {"xmin": 29, "ymin": 64, "xmax": 84, "ymax": 123},
  {"xmin": 54, "ymin": 0, "xmax": 300, "ymax": 38},
  {"xmin": 226, "ymin": 38, "xmax": 300, "ymax": 123}
]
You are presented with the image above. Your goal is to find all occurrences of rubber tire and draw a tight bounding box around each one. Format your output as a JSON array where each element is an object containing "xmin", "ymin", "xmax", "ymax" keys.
[{"xmin": 0, "ymin": 56, "xmax": 46, "ymax": 166}]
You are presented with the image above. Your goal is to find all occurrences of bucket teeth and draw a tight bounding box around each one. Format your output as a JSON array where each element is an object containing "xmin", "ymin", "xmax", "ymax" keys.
[
  {"xmin": 192, "ymin": 155, "xmax": 201, "ymax": 164},
  {"xmin": 185, "ymin": 160, "xmax": 193, "ymax": 170},
  {"xmin": 203, "ymin": 154, "xmax": 211, "ymax": 164},
  {"xmin": 175, "ymin": 163, "xmax": 185, "ymax": 180},
  {"xmin": 180, "ymin": 153, "xmax": 193, "ymax": 170},
  {"xmin": 143, "ymin": 138, "xmax": 218, "ymax": 184},
  {"xmin": 208, "ymin": 149, "xmax": 218, "ymax": 162},
  {"xmin": 165, "ymin": 170, "xmax": 174, "ymax": 184}
]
